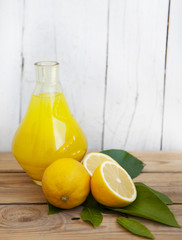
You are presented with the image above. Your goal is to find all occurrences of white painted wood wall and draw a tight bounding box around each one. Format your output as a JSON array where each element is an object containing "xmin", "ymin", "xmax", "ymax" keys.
[{"xmin": 0, "ymin": 0, "xmax": 181, "ymax": 152}]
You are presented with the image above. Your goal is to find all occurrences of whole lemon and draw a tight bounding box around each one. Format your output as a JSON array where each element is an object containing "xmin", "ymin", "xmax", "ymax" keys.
[{"xmin": 42, "ymin": 158, "xmax": 90, "ymax": 209}]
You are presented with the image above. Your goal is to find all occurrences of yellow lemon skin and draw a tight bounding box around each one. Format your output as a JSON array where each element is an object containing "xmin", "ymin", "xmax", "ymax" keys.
[
  {"xmin": 42, "ymin": 158, "xmax": 90, "ymax": 209},
  {"xmin": 91, "ymin": 164, "xmax": 134, "ymax": 208}
]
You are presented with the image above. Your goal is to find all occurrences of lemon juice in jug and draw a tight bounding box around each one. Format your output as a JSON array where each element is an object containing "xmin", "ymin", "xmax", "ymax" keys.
[{"xmin": 12, "ymin": 61, "xmax": 87, "ymax": 185}]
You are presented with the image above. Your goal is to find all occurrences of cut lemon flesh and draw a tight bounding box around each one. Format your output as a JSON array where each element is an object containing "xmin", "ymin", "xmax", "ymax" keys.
[
  {"xmin": 82, "ymin": 152, "xmax": 117, "ymax": 176},
  {"xmin": 91, "ymin": 161, "xmax": 137, "ymax": 207},
  {"xmin": 102, "ymin": 162, "xmax": 135, "ymax": 199}
]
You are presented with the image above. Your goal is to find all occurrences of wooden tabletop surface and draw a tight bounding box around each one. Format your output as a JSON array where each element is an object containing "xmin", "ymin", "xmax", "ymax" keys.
[{"xmin": 0, "ymin": 152, "xmax": 182, "ymax": 240}]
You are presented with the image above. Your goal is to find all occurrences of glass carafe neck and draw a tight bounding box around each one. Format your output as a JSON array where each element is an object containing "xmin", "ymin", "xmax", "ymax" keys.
[{"xmin": 33, "ymin": 61, "xmax": 62, "ymax": 95}]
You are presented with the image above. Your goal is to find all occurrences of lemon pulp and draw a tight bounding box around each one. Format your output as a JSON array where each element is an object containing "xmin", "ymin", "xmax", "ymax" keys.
[
  {"xmin": 102, "ymin": 162, "xmax": 135, "ymax": 199},
  {"xmin": 83, "ymin": 152, "xmax": 117, "ymax": 176},
  {"xmin": 91, "ymin": 161, "xmax": 137, "ymax": 207}
]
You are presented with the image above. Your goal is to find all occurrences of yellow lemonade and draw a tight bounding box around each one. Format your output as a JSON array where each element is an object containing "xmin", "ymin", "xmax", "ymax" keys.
[{"xmin": 12, "ymin": 92, "xmax": 87, "ymax": 182}]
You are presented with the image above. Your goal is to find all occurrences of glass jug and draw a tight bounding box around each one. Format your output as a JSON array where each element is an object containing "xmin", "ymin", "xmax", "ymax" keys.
[{"xmin": 12, "ymin": 61, "xmax": 87, "ymax": 185}]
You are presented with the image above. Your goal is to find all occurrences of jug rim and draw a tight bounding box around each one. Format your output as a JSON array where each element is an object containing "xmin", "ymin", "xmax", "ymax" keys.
[{"xmin": 34, "ymin": 61, "xmax": 59, "ymax": 67}]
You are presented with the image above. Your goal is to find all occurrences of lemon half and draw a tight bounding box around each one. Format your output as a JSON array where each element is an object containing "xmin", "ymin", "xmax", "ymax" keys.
[
  {"xmin": 91, "ymin": 161, "xmax": 137, "ymax": 207},
  {"xmin": 83, "ymin": 152, "xmax": 117, "ymax": 176}
]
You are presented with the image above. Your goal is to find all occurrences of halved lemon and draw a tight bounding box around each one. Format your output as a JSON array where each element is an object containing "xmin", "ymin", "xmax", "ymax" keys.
[
  {"xmin": 82, "ymin": 152, "xmax": 117, "ymax": 176},
  {"xmin": 91, "ymin": 161, "xmax": 137, "ymax": 207}
]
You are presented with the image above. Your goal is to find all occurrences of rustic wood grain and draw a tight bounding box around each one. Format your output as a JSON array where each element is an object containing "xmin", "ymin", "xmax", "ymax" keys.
[
  {"xmin": 1, "ymin": 152, "xmax": 182, "ymax": 173},
  {"xmin": 0, "ymin": 173, "xmax": 46, "ymax": 203},
  {"xmin": 0, "ymin": 172, "xmax": 181, "ymax": 204},
  {"xmin": 0, "ymin": 204, "xmax": 181, "ymax": 240},
  {"xmin": 0, "ymin": 152, "xmax": 181, "ymax": 239},
  {"xmin": 0, "ymin": 153, "xmax": 23, "ymax": 172},
  {"xmin": 131, "ymin": 151, "xmax": 182, "ymax": 172},
  {"xmin": 135, "ymin": 173, "xmax": 182, "ymax": 203},
  {"xmin": 162, "ymin": 0, "xmax": 182, "ymax": 151},
  {"xmin": 104, "ymin": 0, "xmax": 169, "ymax": 151},
  {"xmin": 0, "ymin": 0, "xmax": 180, "ymax": 153},
  {"xmin": 0, "ymin": 0, "xmax": 24, "ymax": 151}
]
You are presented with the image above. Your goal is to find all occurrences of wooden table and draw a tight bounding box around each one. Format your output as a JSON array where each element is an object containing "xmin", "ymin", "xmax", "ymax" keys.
[{"xmin": 0, "ymin": 152, "xmax": 182, "ymax": 240}]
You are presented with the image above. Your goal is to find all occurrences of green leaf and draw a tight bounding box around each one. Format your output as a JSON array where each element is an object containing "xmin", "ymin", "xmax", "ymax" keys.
[
  {"xmin": 48, "ymin": 201, "xmax": 65, "ymax": 215},
  {"xmin": 112, "ymin": 182, "xmax": 180, "ymax": 227},
  {"xmin": 101, "ymin": 149, "xmax": 144, "ymax": 178},
  {"xmin": 117, "ymin": 217, "xmax": 154, "ymax": 239},
  {"xmin": 81, "ymin": 193, "xmax": 103, "ymax": 228},
  {"xmin": 141, "ymin": 183, "xmax": 173, "ymax": 205}
]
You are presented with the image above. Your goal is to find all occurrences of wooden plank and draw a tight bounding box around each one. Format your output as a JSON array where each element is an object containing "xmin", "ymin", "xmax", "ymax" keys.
[
  {"xmin": 21, "ymin": 0, "xmax": 108, "ymax": 151},
  {"xmin": 0, "ymin": 153, "xmax": 23, "ymax": 172},
  {"xmin": 131, "ymin": 151, "xmax": 182, "ymax": 172},
  {"xmin": 0, "ymin": 173, "xmax": 46, "ymax": 203},
  {"xmin": 162, "ymin": 0, "xmax": 182, "ymax": 150},
  {"xmin": 0, "ymin": 0, "xmax": 24, "ymax": 151},
  {"xmin": 0, "ymin": 172, "xmax": 181, "ymax": 204},
  {"xmin": 135, "ymin": 172, "xmax": 182, "ymax": 203},
  {"xmin": 103, "ymin": 0, "xmax": 169, "ymax": 150},
  {"xmin": 0, "ymin": 204, "xmax": 181, "ymax": 240},
  {"xmin": 20, "ymin": 0, "xmax": 58, "ymax": 119},
  {"xmin": 1, "ymin": 152, "xmax": 182, "ymax": 173}
]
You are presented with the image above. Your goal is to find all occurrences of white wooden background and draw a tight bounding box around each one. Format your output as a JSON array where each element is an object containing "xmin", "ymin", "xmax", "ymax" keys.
[{"xmin": 0, "ymin": 0, "xmax": 181, "ymax": 152}]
